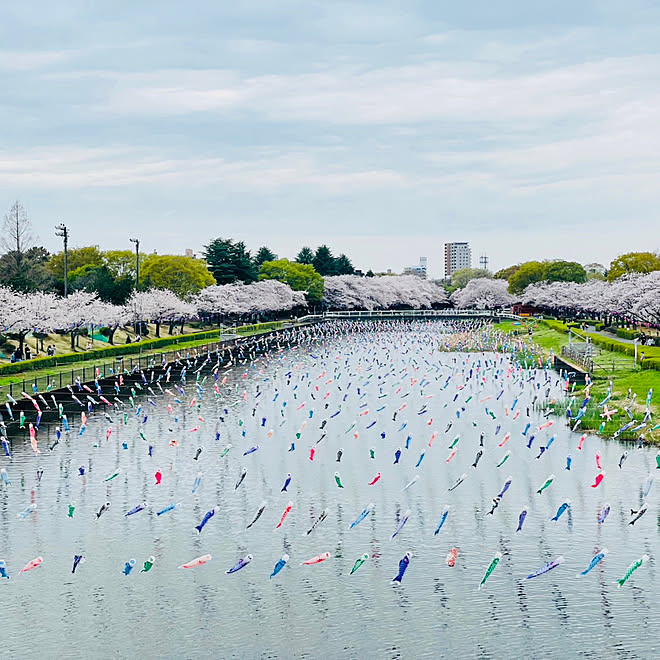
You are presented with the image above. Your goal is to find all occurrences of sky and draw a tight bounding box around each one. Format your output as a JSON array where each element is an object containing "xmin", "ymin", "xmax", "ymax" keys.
[{"xmin": 2, "ymin": 1, "xmax": 660, "ymax": 279}]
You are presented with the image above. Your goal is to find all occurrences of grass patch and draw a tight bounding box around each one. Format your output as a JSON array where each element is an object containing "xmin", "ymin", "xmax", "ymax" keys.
[{"xmin": 493, "ymin": 319, "xmax": 660, "ymax": 443}]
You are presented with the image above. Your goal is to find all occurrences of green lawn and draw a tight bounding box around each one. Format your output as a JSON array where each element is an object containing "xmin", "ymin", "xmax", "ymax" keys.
[{"xmin": 494, "ymin": 320, "xmax": 659, "ymax": 443}]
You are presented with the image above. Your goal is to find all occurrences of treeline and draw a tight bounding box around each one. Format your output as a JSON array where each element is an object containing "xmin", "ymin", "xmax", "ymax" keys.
[
  {"xmin": 493, "ymin": 253, "xmax": 660, "ymax": 293},
  {"xmin": 0, "ymin": 201, "xmax": 359, "ymax": 304},
  {"xmin": 203, "ymin": 239, "xmax": 357, "ymax": 285},
  {"xmin": 447, "ymin": 253, "xmax": 660, "ymax": 296}
]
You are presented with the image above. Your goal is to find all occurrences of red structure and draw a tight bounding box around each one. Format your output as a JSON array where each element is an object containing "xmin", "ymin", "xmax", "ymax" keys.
[{"xmin": 512, "ymin": 304, "xmax": 541, "ymax": 317}]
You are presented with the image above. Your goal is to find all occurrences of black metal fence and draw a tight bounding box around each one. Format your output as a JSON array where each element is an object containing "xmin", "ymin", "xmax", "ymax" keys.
[{"xmin": 0, "ymin": 337, "xmax": 238, "ymax": 401}]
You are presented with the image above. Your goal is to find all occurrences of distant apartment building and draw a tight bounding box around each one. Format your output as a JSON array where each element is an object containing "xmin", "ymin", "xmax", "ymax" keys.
[
  {"xmin": 444, "ymin": 242, "xmax": 471, "ymax": 278},
  {"xmin": 584, "ymin": 262, "xmax": 606, "ymax": 276},
  {"xmin": 403, "ymin": 256, "xmax": 428, "ymax": 279}
]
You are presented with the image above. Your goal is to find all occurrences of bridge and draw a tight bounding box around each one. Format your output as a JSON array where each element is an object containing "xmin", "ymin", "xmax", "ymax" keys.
[{"xmin": 298, "ymin": 309, "xmax": 525, "ymax": 322}]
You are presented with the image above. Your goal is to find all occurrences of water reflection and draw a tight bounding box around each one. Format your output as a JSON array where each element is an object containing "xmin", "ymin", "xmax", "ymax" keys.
[{"xmin": 1, "ymin": 332, "xmax": 659, "ymax": 657}]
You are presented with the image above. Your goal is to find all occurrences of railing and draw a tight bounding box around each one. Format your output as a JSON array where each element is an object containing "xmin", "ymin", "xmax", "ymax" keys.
[
  {"xmin": 0, "ymin": 336, "xmax": 238, "ymax": 401},
  {"xmin": 320, "ymin": 309, "xmax": 523, "ymax": 320},
  {"xmin": 0, "ymin": 309, "xmax": 523, "ymax": 400},
  {"xmin": 296, "ymin": 314, "xmax": 324, "ymax": 323},
  {"xmin": 561, "ymin": 345, "xmax": 594, "ymax": 373}
]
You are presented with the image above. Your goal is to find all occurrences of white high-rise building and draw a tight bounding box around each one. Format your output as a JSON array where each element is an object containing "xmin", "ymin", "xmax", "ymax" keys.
[{"xmin": 444, "ymin": 242, "xmax": 471, "ymax": 278}]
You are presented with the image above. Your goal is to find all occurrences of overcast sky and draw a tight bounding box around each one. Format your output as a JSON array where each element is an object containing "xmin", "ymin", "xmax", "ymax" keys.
[{"xmin": 2, "ymin": 1, "xmax": 660, "ymax": 278}]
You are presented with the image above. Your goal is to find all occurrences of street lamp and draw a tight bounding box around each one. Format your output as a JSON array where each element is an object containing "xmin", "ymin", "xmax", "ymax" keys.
[
  {"xmin": 129, "ymin": 237, "xmax": 140, "ymax": 291},
  {"xmin": 55, "ymin": 223, "xmax": 69, "ymax": 296}
]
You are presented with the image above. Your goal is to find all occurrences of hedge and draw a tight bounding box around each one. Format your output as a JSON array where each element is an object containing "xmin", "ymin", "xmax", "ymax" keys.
[
  {"xmin": 235, "ymin": 321, "xmax": 284, "ymax": 335},
  {"xmin": 541, "ymin": 320, "xmax": 570, "ymax": 333},
  {"xmin": 616, "ymin": 328, "xmax": 639, "ymax": 340},
  {"xmin": 586, "ymin": 333, "xmax": 660, "ymax": 370},
  {"xmin": 0, "ymin": 329, "xmax": 223, "ymax": 376}
]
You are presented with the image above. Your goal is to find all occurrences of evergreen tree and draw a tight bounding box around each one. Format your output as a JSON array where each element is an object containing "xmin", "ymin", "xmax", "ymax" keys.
[
  {"xmin": 203, "ymin": 238, "xmax": 258, "ymax": 284},
  {"xmin": 70, "ymin": 264, "xmax": 133, "ymax": 305},
  {"xmin": 254, "ymin": 246, "xmax": 277, "ymax": 268},
  {"xmin": 295, "ymin": 246, "xmax": 314, "ymax": 265},
  {"xmin": 312, "ymin": 244, "xmax": 337, "ymax": 276},
  {"xmin": 334, "ymin": 253, "xmax": 355, "ymax": 275},
  {"xmin": 0, "ymin": 245, "xmax": 52, "ymax": 292}
]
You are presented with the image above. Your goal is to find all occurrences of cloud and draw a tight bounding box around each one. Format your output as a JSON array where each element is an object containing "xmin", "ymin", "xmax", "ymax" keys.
[
  {"xmin": 3, "ymin": 4, "xmax": 660, "ymax": 276},
  {"xmin": 84, "ymin": 53, "xmax": 660, "ymax": 129},
  {"xmin": 0, "ymin": 49, "xmax": 72, "ymax": 71},
  {"xmin": 0, "ymin": 145, "xmax": 409, "ymax": 192}
]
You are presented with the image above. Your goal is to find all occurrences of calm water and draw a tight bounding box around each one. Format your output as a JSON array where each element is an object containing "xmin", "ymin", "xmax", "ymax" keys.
[{"xmin": 1, "ymin": 325, "xmax": 659, "ymax": 659}]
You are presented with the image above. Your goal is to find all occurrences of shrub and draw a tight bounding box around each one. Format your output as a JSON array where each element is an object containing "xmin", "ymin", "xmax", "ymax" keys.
[
  {"xmin": 235, "ymin": 321, "xmax": 284, "ymax": 336},
  {"xmin": 641, "ymin": 357, "xmax": 660, "ymax": 371},
  {"xmin": 587, "ymin": 333, "xmax": 635, "ymax": 356},
  {"xmin": 541, "ymin": 319, "xmax": 569, "ymax": 333},
  {"xmin": 616, "ymin": 328, "xmax": 639, "ymax": 340}
]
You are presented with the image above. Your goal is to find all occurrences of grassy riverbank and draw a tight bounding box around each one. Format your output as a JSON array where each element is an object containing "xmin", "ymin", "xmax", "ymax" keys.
[
  {"xmin": 494, "ymin": 320, "xmax": 660, "ymax": 444},
  {"xmin": 0, "ymin": 320, "xmax": 287, "ymax": 390}
]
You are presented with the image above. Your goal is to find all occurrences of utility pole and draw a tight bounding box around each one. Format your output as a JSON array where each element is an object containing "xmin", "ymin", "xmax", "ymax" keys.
[
  {"xmin": 479, "ymin": 254, "xmax": 489, "ymax": 271},
  {"xmin": 55, "ymin": 223, "xmax": 69, "ymax": 296},
  {"xmin": 129, "ymin": 237, "xmax": 140, "ymax": 291}
]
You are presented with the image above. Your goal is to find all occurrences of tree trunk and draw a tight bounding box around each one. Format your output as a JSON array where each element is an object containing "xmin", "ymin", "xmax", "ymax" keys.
[{"xmin": 155, "ymin": 320, "xmax": 161, "ymax": 338}]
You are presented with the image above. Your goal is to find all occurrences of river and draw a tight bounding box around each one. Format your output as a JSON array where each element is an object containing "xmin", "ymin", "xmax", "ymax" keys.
[{"xmin": 1, "ymin": 323, "xmax": 658, "ymax": 658}]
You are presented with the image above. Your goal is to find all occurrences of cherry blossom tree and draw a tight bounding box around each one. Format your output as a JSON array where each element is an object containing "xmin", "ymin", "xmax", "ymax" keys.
[
  {"xmin": 450, "ymin": 278, "xmax": 514, "ymax": 309},
  {"xmin": 196, "ymin": 280, "xmax": 306, "ymax": 321},
  {"xmin": 619, "ymin": 272, "xmax": 660, "ymax": 326},
  {"xmin": 0, "ymin": 288, "xmax": 59, "ymax": 355},
  {"xmin": 58, "ymin": 291, "xmax": 108, "ymax": 350},
  {"xmin": 125, "ymin": 289, "xmax": 195, "ymax": 337},
  {"xmin": 97, "ymin": 301, "xmax": 131, "ymax": 345},
  {"xmin": 323, "ymin": 275, "xmax": 448, "ymax": 310},
  {"xmin": 519, "ymin": 274, "xmax": 660, "ymax": 328}
]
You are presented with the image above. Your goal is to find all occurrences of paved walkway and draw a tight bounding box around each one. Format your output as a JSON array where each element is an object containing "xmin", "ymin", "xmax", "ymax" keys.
[
  {"xmin": 586, "ymin": 326, "xmax": 635, "ymax": 344},
  {"xmin": 586, "ymin": 326, "xmax": 659, "ymax": 347}
]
